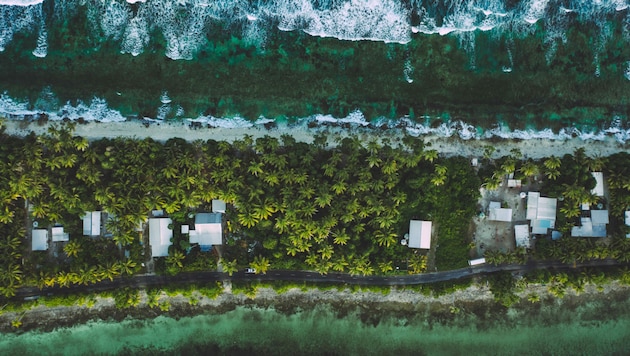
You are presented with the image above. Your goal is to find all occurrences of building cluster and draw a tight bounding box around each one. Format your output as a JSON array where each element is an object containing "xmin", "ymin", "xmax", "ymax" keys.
[{"xmin": 31, "ymin": 200, "xmax": 227, "ymax": 260}]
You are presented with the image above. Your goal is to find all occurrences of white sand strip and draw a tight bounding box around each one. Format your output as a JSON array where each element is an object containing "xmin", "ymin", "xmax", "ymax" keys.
[{"xmin": 3, "ymin": 119, "xmax": 628, "ymax": 159}]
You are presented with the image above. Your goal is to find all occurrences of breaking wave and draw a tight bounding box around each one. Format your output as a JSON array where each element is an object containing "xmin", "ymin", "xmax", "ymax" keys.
[{"xmin": 0, "ymin": 0, "xmax": 628, "ymax": 62}]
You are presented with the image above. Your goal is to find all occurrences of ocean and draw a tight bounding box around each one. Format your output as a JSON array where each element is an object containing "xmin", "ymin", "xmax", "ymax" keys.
[
  {"xmin": 0, "ymin": 0, "xmax": 628, "ymax": 140},
  {"xmin": 1, "ymin": 290, "xmax": 630, "ymax": 355}
]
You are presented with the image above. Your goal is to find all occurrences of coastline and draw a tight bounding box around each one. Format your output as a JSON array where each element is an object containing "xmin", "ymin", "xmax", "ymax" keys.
[
  {"xmin": 2, "ymin": 119, "xmax": 629, "ymax": 159},
  {"xmin": 2, "ymin": 280, "xmax": 629, "ymax": 334}
]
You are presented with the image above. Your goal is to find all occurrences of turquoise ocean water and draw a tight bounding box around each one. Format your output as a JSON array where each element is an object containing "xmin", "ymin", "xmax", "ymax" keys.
[{"xmin": 2, "ymin": 295, "xmax": 630, "ymax": 355}]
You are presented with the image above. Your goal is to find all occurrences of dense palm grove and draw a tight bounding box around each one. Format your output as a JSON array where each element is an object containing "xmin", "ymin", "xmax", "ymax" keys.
[
  {"xmin": 0, "ymin": 121, "xmax": 481, "ymax": 298},
  {"xmin": 2, "ymin": 121, "xmax": 630, "ymax": 301}
]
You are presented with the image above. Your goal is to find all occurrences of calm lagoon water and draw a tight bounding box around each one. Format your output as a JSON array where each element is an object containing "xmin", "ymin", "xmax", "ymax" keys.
[{"xmin": 2, "ymin": 298, "xmax": 630, "ymax": 355}]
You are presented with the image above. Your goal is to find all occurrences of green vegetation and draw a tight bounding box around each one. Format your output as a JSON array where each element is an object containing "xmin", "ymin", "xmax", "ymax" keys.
[
  {"xmin": 1, "ymin": 122, "xmax": 630, "ymax": 306},
  {"xmin": 0, "ymin": 124, "xmax": 481, "ymax": 301}
]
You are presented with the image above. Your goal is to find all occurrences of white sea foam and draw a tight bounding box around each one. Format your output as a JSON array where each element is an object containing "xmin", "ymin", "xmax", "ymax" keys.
[
  {"xmin": 1, "ymin": 0, "xmax": 628, "ymax": 68},
  {"xmin": 0, "ymin": 93, "xmax": 125, "ymax": 122},
  {"xmin": 31, "ymin": 25, "xmax": 47, "ymax": 57},
  {"xmin": 2, "ymin": 91, "xmax": 629, "ymax": 142},
  {"xmin": 187, "ymin": 115, "xmax": 254, "ymax": 128},
  {"xmin": 120, "ymin": 16, "xmax": 149, "ymax": 56},
  {"xmin": 0, "ymin": 0, "xmax": 43, "ymax": 5}
]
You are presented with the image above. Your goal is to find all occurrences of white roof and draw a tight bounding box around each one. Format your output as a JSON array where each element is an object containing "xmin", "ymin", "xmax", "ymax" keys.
[
  {"xmin": 507, "ymin": 179, "xmax": 521, "ymax": 188},
  {"xmin": 591, "ymin": 172, "xmax": 604, "ymax": 197},
  {"xmin": 82, "ymin": 211, "xmax": 101, "ymax": 236},
  {"xmin": 591, "ymin": 210, "xmax": 609, "ymax": 225},
  {"xmin": 212, "ymin": 199, "xmax": 226, "ymax": 213},
  {"xmin": 537, "ymin": 197, "xmax": 557, "ymax": 220},
  {"xmin": 190, "ymin": 213, "xmax": 222, "ymax": 246},
  {"xmin": 51, "ymin": 226, "xmax": 69, "ymax": 242},
  {"xmin": 32, "ymin": 229, "xmax": 48, "ymax": 251},
  {"xmin": 409, "ymin": 220, "xmax": 432, "ymax": 249},
  {"xmin": 489, "ymin": 208, "xmax": 512, "ymax": 222},
  {"xmin": 469, "ymin": 258, "xmax": 486, "ymax": 266},
  {"xmin": 526, "ymin": 192, "xmax": 539, "ymax": 220},
  {"xmin": 149, "ymin": 218, "xmax": 173, "ymax": 257},
  {"xmin": 514, "ymin": 224, "xmax": 530, "ymax": 248},
  {"xmin": 526, "ymin": 192, "xmax": 557, "ymax": 222}
]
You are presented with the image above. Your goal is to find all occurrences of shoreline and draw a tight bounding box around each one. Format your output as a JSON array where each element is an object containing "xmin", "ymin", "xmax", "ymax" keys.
[
  {"xmin": 2, "ymin": 119, "xmax": 629, "ymax": 160},
  {"xmin": 2, "ymin": 281, "xmax": 629, "ymax": 334}
]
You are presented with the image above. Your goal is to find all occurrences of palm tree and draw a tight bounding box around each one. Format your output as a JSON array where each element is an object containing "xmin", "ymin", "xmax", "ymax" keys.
[
  {"xmin": 544, "ymin": 156, "xmax": 561, "ymax": 170},
  {"xmin": 247, "ymin": 161, "xmax": 264, "ymax": 177},
  {"xmin": 118, "ymin": 259, "xmax": 137, "ymax": 276},
  {"xmin": 238, "ymin": 212, "xmax": 259, "ymax": 228},
  {"xmin": 99, "ymin": 263, "xmax": 121, "ymax": 282},
  {"xmin": 560, "ymin": 203, "xmax": 581, "ymax": 219},
  {"xmin": 527, "ymin": 293, "xmax": 540, "ymax": 303},
  {"xmin": 519, "ymin": 161, "xmax": 539, "ymax": 179},
  {"xmin": 251, "ymin": 255, "xmax": 271, "ymax": 274},
  {"xmin": 545, "ymin": 168, "xmax": 560, "ymax": 181},
  {"xmin": 375, "ymin": 231, "xmax": 397, "ymax": 248},
  {"xmin": 332, "ymin": 229, "xmax": 350, "ymax": 246},
  {"xmin": 222, "ymin": 259, "xmax": 239, "ymax": 276},
  {"xmin": 1, "ymin": 264, "xmax": 23, "ymax": 286},
  {"xmin": 408, "ymin": 254, "xmax": 427, "ymax": 274},
  {"xmin": 422, "ymin": 149, "xmax": 438, "ymax": 163},
  {"xmin": 63, "ymin": 240, "xmax": 82, "ymax": 258},
  {"xmin": 167, "ymin": 251, "xmax": 185, "ymax": 270},
  {"xmin": 378, "ymin": 260, "xmax": 394, "ymax": 274}
]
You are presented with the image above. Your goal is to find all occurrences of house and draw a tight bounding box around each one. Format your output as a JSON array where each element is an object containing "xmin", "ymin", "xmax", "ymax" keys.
[
  {"xmin": 468, "ymin": 258, "xmax": 486, "ymax": 266},
  {"xmin": 571, "ymin": 210, "xmax": 609, "ymax": 237},
  {"xmin": 507, "ymin": 179, "xmax": 522, "ymax": 188},
  {"xmin": 51, "ymin": 226, "xmax": 69, "ymax": 242},
  {"xmin": 408, "ymin": 220, "xmax": 432, "ymax": 249},
  {"xmin": 591, "ymin": 172, "xmax": 604, "ymax": 197},
  {"xmin": 32, "ymin": 229, "xmax": 48, "ymax": 251},
  {"xmin": 514, "ymin": 224, "xmax": 531, "ymax": 248},
  {"xmin": 82, "ymin": 211, "xmax": 102, "ymax": 236},
  {"xmin": 212, "ymin": 199, "xmax": 226, "ymax": 213},
  {"xmin": 526, "ymin": 192, "xmax": 557, "ymax": 234},
  {"xmin": 625, "ymin": 211, "xmax": 630, "ymax": 238},
  {"xmin": 149, "ymin": 217, "xmax": 173, "ymax": 257},
  {"xmin": 189, "ymin": 213, "xmax": 222, "ymax": 251},
  {"xmin": 488, "ymin": 201, "xmax": 512, "ymax": 222}
]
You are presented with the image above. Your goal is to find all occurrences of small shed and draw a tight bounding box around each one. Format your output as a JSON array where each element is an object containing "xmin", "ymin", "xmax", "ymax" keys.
[
  {"xmin": 51, "ymin": 226, "xmax": 69, "ymax": 242},
  {"xmin": 82, "ymin": 211, "xmax": 101, "ymax": 236},
  {"xmin": 212, "ymin": 199, "xmax": 226, "ymax": 213},
  {"xmin": 507, "ymin": 179, "xmax": 521, "ymax": 188},
  {"xmin": 32, "ymin": 229, "xmax": 48, "ymax": 251},
  {"xmin": 591, "ymin": 172, "xmax": 604, "ymax": 197},
  {"xmin": 468, "ymin": 258, "xmax": 486, "ymax": 266},
  {"xmin": 408, "ymin": 220, "xmax": 432, "ymax": 249},
  {"xmin": 514, "ymin": 224, "xmax": 530, "ymax": 248}
]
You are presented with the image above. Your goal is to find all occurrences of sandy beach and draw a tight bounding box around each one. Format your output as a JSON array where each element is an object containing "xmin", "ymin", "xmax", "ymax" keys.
[{"xmin": 3, "ymin": 119, "xmax": 628, "ymax": 160}]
